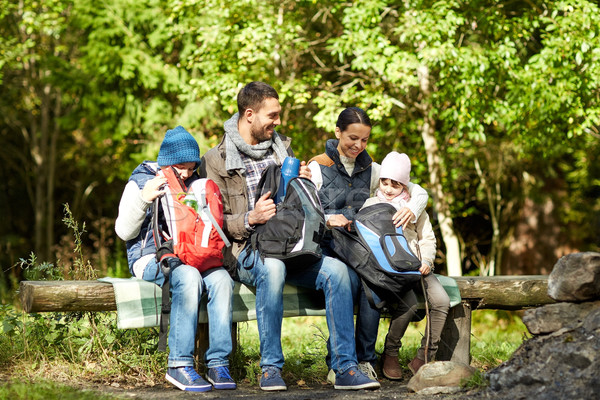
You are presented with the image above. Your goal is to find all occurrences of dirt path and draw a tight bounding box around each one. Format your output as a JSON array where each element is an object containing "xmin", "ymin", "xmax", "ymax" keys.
[{"xmin": 95, "ymin": 380, "xmax": 477, "ymax": 399}]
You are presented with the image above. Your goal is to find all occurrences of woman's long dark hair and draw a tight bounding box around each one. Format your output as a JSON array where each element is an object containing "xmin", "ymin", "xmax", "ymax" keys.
[{"xmin": 336, "ymin": 107, "xmax": 372, "ymax": 132}]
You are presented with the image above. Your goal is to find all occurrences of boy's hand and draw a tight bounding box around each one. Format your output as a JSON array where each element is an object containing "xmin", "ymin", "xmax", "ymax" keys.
[
  {"xmin": 248, "ymin": 191, "xmax": 276, "ymax": 226},
  {"xmin": 393, "ymin": 207, "xmax": 415, "ymax": 229},
  {"xmin": 142, "ymin": 176, "xmax": 167, "ymax": 202},
  {"xmin": 298, "ymin": 160, "xmax": 312, "ymax": 180}
]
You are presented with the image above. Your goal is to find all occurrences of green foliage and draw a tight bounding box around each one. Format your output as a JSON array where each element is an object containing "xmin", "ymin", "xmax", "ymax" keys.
[{"xmin": 0, "ymin": 381, "xmax": 119, "ymax": 400}]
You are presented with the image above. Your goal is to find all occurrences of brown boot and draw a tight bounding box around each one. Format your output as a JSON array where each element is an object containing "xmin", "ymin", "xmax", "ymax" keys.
[
  {"xmin": 381, "ymin": 354, "xmax": 403, "ymax": 380},
  {"xmin": 408, "ymin": 357, "xmax": 426, "ymax": 375}
]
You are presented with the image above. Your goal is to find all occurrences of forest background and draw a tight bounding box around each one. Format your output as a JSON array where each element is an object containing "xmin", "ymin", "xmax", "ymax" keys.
[{"xmin": 1, "ymin": 0, "xmax": 599, "ymax": 301}]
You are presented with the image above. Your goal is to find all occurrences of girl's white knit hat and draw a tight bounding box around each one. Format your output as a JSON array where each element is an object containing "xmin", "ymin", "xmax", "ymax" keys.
[{"xmin": 380, "ymin": 151, "xmax": 411, "ymax": 186}]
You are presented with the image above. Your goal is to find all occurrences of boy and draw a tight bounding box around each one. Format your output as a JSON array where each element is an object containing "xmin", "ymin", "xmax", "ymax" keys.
[{"xmin": 115, "ymin": 126, "xmax": 235, "ymax": 392}]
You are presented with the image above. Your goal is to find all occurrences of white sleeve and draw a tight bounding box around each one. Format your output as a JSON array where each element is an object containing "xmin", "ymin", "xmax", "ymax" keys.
[
  {"xmin": 406, "ymin": 182, "xmax": 429, "ymax": 223},
  {"xmin": 370, "ymin": 162, "xmax": 381, "ymax": 196},
  {"xmin": 308, "ymin": 160, "xmax": 323, "ymax": 190},
  {"xmin": 115, "ymin": 181, "xmax": 152, "ymax": 241}
]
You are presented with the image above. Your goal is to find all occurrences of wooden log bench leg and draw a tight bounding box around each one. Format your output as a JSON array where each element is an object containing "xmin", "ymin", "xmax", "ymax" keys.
[
  {"xmin": 195, "ymin": 322, "xmax": 238, "ymax": 370},
  {"xmin": 436, "ymin": 301, "xmax": 472, "ymax": 365}
]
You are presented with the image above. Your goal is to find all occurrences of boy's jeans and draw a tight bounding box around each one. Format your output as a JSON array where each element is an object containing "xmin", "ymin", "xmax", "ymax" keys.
[
  {"xmin": 142, "ymin": 261, "xmax": 234, "ymax": 368},
  {"xmin": 236, "ymin": 245, "xmax": 360, "ymax": 374}
]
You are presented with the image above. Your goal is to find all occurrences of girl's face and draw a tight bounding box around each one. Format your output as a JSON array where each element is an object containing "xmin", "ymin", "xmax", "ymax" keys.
[
  {"xmin": 379, "ymin": 178, "xmax": 405, "ymax": 201},
  {"xmin": 335, "ymin": 123, "xmax": 371, "ymax": 159}
]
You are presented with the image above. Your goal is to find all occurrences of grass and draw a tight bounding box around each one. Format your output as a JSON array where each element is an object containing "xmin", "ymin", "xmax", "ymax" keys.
[{"xmin": 0, "ymin": 304, "xmax": 529, "ymax": 398}]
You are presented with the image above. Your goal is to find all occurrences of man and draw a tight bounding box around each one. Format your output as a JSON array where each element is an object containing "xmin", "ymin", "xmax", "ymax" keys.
[
  {"xmin": 115, "ymin": 126, "xmax": 236, "ymax": 392},
  {"xmin": 200, "ymin": 82, "xmax": 380, "ymax": 391}
]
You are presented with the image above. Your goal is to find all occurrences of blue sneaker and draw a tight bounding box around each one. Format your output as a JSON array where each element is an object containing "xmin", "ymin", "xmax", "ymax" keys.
[
  {"xmin": 334, "ymin": 366, "xmax": 381, "ymax": 390},
  {"xmin": 207, "ymin": 366, "xmax": 237, "ymax": 390},
  {"xmin": 260, "ymin": 366, "xmax": 287, "ymax": 391},
  {"xmin": 166, "ymin": 366, "xmax": 212, "ymax": 392}
]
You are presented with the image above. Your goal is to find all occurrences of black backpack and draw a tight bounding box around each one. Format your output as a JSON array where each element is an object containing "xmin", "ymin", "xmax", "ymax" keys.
[
  {"xmin": 250, "ymin": 164, "xmax": 325, "ymax": 267},
  {"xmin": 330, "ymin": 202, "xmax": 422, "ymax": 308}
]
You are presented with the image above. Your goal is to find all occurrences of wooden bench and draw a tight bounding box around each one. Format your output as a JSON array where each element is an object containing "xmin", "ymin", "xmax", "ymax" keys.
[{"xmin": 19, "ymin": 276, "xmax": 554, "ymax": 365}]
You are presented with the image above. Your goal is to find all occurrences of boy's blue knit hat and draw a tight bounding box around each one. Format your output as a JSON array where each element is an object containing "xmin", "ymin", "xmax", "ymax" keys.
[{"xmin": 157, "ymin": 126, "xmax": 201, "ymax": 168}]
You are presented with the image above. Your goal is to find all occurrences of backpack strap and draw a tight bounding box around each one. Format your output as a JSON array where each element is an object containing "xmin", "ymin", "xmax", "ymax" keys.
[
  {"xmin": 308, "ymin": 153, "xmax": 334, "ymax": 167},
  {"xmin": 197, "ymin": 186, "xmax": 231, "ymax": 248},
  {"xmin": 362, "ymin": 279, "xmax": 388, "ymax": 310},
  {"xmin": 152, "ymin": 198, "xmax": 174, "ymax": 353}
]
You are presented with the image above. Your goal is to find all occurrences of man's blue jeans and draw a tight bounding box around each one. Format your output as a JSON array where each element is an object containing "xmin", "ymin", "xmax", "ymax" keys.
[
  {"xmin": 142, "ymin": 260, "xmax": 234, "ymax": 368},
  {"xmin": 236, "ymin": 245, "xmax": 360, "ymax": 374}
]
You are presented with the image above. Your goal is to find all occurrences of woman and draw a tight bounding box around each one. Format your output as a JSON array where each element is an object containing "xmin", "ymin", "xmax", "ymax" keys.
[{"xmin": 308, "ymin": 107, "xmax": 429, "ymax": 380}]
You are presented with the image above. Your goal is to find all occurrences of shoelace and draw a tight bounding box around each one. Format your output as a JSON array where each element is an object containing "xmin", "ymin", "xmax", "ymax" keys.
[
  {"xmin": 214, "ymin": 367, "xmax": 232, "ymax": 379},
  {"xmin": 263, "ymin": 366, "xmax": 279, "ymax": 379},
  {"xmin": 182, "ymin": 366, "xmax": 202, "ymax": 381}
]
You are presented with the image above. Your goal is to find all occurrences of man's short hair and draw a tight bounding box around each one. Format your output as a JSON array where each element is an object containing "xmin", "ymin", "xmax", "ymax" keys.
[{"xmin": 237, "ymin": 82, "xmax": 279, "ymax": 115}]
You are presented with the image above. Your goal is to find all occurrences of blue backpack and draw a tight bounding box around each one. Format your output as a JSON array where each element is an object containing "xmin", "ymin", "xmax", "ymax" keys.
[{"xmin": 330, "ymin": 203, "xmax": 422, "ymax": 308}]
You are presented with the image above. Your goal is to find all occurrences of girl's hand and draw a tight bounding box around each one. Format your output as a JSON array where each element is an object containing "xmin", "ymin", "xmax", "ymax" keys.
[
  {"xmin": 326, "ymin": 214, "xmax": 352, "ymax": 230},
  {"xmin": 393, "ymin": 207, "xmax": 415, "ymax": 229},
  {"xmin": 419, "ymin": 263, "xmax": 431, "ymax": 275}
]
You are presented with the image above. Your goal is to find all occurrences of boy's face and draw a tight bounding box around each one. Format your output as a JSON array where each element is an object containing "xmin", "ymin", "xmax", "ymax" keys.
[
  {"xmin": 169, "ymin": 162, "xmax": 196, "ymax": 180},
  {"xmin": 379, "ymin": 178, "xmax": 404, "ymax": 201}
]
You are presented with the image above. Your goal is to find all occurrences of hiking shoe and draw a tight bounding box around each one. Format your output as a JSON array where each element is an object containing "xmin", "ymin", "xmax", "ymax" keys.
[
  {"xmin": 408, "ymin": 357, "xmax": 426, "ymax": 375},
  {"xmin": 166, "ymin": 366, "xmax": 212, "ymax": 392},
  {"xmin": 260, "ymin": 366, "xmax": 287, "ymax": 391},
  {"xmin": 358, "ymin": 361, "xmax": 378, "ymax": 381},
  {"xmin": 381, "ymin": 354, "xmax": 402, "ymax": 380},
  {"xmin": 327, "ymin": 368, "xmax": 336, "ymax": 385},
  {"xmin": 334, "ymin": 366, "xmax": 381, "ymax": 390},
  {"xmin": 207, "ymin": 366, "xmax": 236, "ymax": 390}
]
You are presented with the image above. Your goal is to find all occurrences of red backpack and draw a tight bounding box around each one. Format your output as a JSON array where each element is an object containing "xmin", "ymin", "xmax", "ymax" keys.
[{"xmin": 153, "ymin": 167, "xmax": 230, "ymax": 272}]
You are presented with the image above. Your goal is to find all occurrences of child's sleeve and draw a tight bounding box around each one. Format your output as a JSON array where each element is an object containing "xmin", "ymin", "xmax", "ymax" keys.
[
  {"xmin": 406, "ymin": 182, "xmax": 429, "ymax": 223},
  {"xmin": 115, "ymin": 181, "xmax": 151, "ymax": 241}
]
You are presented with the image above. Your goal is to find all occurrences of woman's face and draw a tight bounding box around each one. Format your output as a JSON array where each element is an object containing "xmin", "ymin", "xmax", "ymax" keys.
[{"xmin": 335, "ymin": 123, "xmax": 371, "ymax": 159}]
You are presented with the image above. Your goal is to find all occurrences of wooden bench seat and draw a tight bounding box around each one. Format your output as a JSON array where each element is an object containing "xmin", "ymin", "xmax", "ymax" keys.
[{"xmin": 19, "ymin": 276, "xmax": 554, "ymax": 365}]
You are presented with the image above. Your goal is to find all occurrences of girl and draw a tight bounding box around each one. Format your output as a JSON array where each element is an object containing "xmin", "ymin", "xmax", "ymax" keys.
[{"xmin": 362, "ymin": 151, "xmax": 450, "ymax": 379}]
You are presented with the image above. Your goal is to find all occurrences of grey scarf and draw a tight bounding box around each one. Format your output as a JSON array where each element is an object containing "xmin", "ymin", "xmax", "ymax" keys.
[{"xmin": 224, "ymin": 113, "xmax": 288, "ymax": 172}]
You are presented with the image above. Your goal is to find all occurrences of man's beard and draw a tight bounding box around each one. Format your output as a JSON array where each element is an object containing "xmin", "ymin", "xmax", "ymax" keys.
[{"xmin": 250, "ymin": 121, "xmax": 274, "ymax": 143}]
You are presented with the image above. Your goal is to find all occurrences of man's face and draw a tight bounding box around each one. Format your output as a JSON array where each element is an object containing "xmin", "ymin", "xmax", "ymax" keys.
[{"xmin": 249, "ymin": 97, "xmax": 282, "ymax": 144}]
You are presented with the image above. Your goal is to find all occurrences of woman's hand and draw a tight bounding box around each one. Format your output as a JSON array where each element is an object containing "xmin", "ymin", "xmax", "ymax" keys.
[
  {"xmin": 393, "ymin": 207, "xmax": 415, "ymax": 229},
  {"xmin": 142, "ymin": 176, "xmax": 167, "ymax": 202},
  {"xmin": 326, "ymin": 214, "xmax": 352, "ymax": 230},
  {"xmin": 419, "ymin": 263, "xmax": 431, "ymax": 275}
]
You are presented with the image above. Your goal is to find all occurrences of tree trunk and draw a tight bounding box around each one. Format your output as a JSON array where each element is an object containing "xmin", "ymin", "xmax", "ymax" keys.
[{"xmin": 417, "ymin": 66, "xmax": 463, "ymax": 276}]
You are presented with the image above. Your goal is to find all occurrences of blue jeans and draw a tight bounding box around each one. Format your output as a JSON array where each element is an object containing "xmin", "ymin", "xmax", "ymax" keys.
[
  {"xmin": 142, "ymin": 260, "xmax": 234, "ymax": 368},
  {"xmin": 236, "ymin": 245, "xmax": 360, "ymax": 374},
  {"xmin": 355, "ymin": 284, "xmax": 418, "ymax": 364}
]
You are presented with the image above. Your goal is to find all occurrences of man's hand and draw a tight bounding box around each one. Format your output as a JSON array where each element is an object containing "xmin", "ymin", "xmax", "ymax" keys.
[
  {"xmin": 393, "ymin": 207, "xmax": 415, "ymax": 229},
  {"xmin": 248, "ymin": 191, "xmax": 276, "ymax": 225},
  {"xmin": 326, "ymin": 214, "xmax": 352, "ymax": 230},
  {"xmin": 298, "ymin": 160, "xmax": 312, "ymax": 180},
  {"xmin": 142, "ymin": 176, "xmax": 167, "ymax": 202}
]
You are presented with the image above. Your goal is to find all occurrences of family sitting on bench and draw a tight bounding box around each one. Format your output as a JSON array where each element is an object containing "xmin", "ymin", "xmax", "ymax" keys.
[{"xmin": 115, "ymin": 81, "xmax": 450, "ymax": 392}]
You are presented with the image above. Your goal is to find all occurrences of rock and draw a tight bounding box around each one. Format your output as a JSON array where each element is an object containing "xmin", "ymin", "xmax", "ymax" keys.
[
  {"xmin": 548, "ymin": 252, "xmax": 600, "ymax": 302},
  {"xmin": 522, "ymin": 300, "xmax": 600, "ymax": 335},
  {"xmin": 407, "ymin": 361, "xmax": 476, "ymax": 394},
  {"xmin": 486, "ymin": 316, "xmax": 600, "ymax": 400}
]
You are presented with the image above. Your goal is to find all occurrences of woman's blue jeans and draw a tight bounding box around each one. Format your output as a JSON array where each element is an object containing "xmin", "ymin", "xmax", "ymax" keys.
[
  {"xmin": 142, "ymin": 260, "xmax": 234, "ymax": 368},
  {"xmin": 236, "ymin": 245, "xmax": 360, "ymax": 374}
]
